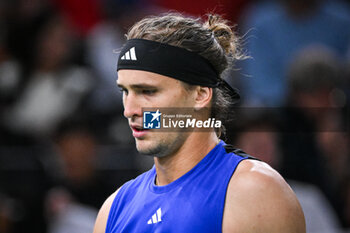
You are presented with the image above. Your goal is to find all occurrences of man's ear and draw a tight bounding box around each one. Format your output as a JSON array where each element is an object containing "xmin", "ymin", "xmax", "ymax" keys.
[{"xmin": 194, "ymin": 86, "xmax": 213, "ymax": 109}]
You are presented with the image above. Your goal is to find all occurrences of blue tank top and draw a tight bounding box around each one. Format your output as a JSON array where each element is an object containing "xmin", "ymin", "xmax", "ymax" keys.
[{"xmin": 106, "ymin": 141, "xmax": 249, "ymax": 233}]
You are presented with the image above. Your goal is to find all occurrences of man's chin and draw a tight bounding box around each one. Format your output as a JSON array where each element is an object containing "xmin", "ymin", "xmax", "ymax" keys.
[
  {"xmin": 135, "ymin": 140, "xmax": 167, "ymax": 157},
  {"xmin": 135, "ymin": 140, "xmax": 153, "ymax": 155}
]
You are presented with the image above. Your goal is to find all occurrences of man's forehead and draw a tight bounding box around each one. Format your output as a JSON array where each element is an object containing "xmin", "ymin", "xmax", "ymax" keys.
[{"xmin": 117, "ymin": 69, "xmax": 180, "ymax": 86}]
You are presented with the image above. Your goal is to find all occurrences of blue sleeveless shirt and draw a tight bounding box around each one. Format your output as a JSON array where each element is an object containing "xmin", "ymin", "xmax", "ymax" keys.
[{"xmin": 106, "ymin": 141, "xmax": 249, "ymax": 233}]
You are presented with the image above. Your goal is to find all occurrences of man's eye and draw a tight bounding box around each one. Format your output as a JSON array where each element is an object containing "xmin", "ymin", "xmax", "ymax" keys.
[
  {"xmin": 142, "ymin": 89, "xmax": 156, "ymax": 95},
  {"xmin": 119, "ymin": 88, "xmax": 128, "ymax": 94}
]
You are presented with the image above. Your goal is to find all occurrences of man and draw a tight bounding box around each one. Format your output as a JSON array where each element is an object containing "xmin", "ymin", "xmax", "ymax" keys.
[{"xmin": 94, "ymin": 13, "xmax": 305, "ymax": 233}]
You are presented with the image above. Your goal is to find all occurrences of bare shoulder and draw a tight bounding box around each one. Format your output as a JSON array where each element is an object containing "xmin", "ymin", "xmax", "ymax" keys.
[
  {"xmin": 93, "ymin": 188, "xmax": 120, "ymax": 233},
  {"xmin": 222, "ymin": 159, "xmax": 306, "ymax": 233}
]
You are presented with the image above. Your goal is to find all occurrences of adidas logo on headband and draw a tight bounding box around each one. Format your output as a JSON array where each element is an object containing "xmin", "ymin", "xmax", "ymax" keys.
[{"xmin": 120, "ymin": 47, "xmax": 137, "ymax": 61}]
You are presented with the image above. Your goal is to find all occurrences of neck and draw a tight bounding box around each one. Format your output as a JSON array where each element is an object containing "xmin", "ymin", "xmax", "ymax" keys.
[{"xmin": 154, "ymin": 131, "xmax": 219, "ymax": 186}]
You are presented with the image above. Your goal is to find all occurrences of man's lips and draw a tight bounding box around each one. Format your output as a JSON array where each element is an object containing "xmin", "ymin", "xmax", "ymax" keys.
[{"xmin": 130, "ymin": 124, "xmax": 149, "ymax": 138}]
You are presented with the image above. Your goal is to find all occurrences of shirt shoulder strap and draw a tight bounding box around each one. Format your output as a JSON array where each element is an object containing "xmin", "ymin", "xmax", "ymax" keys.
[{"xmin": 223, "ymin": 144, "xmax": 260, "ymax": 161}]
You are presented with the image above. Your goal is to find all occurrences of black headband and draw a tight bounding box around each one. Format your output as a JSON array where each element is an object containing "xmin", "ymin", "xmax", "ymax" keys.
[{"xmin": 117, "ymin": 39, "xmax": 240, "ymax": 102}]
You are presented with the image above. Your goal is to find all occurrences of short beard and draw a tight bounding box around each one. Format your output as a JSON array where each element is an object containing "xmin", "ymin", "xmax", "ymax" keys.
[
  {"xmin": 136, "ymin": 132, "xmax": 188, "ymax": 158},
  {"xmin": 138, "ymin": 143, "xmax": 169, "ymax": 157}
]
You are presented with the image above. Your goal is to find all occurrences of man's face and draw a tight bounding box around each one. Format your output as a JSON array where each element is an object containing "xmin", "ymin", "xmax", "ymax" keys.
[{"xmin": 117, "ymin": 70, "xmax": 196, "ymax": 157}]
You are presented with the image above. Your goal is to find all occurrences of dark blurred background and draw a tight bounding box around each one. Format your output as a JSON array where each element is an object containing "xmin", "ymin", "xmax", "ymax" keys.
[{"xmin": 0, "ymin": 0, "xmax": 349, "ymax": 232}]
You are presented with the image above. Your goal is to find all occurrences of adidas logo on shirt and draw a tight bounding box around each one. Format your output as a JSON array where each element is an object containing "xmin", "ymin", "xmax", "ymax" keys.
[
  {"xmin": 121, "ymin": 47, "xmax": 137, "ymax": 61},
  {"xmin": 147, "ymin": 208, "xmax": 162, "ymax": 224}
]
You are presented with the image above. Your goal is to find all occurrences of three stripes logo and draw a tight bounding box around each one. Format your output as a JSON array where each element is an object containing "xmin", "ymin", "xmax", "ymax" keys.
[
  {"xmin": 147, "ymin": 208, "xmax": 162, "ymax": 225},
  {"xmin": 121, "ymin": 47, "xmax": 137, "ymax": 61}
]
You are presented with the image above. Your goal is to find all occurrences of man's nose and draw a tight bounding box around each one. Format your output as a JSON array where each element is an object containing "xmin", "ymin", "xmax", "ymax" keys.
[{"xmin": 123, "ymin": 93, "xmax": 142, "ymax": 119}]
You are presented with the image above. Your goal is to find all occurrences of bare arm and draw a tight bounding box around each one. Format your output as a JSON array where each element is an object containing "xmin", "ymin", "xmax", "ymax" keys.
[
  {"xmin": 93, "ymin": 188, "xmax": 120, "ymax": 233},
  {"xmin": 223, "ymin": 160, "xmax": 306, "ymax": 233}
]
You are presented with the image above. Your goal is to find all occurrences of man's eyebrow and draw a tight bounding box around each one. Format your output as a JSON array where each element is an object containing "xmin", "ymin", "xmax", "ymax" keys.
[{"xmin": 117, "ymin": 83, "xmax": 158, "ymax": 89}]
